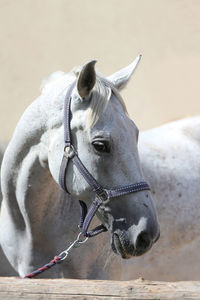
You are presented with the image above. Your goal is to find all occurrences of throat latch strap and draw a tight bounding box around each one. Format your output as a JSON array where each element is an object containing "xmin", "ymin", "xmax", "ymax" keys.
[{"xmin": 79, "ymin": 199, "xmax": 107, "ymax": 237}]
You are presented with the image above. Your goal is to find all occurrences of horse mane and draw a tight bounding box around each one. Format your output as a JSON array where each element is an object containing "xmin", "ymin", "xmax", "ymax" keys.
[{"xmin": 40, "ymin": 68, "xmax": 128, "ymax": 128}]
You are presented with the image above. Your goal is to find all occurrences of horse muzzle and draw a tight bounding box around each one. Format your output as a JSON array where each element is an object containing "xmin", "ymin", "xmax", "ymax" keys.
[{"xmin": 111, "ymin": 229, "xmax": 160, "ymax": 258}]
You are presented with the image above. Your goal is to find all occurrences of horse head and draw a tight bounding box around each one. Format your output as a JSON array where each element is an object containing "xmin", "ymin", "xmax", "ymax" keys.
[{"xmin": 48, "ymin": 56, "xmax": 160, "ymax": 259}]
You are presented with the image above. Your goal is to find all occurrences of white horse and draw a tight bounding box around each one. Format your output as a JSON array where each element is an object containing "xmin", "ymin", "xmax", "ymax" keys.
[
  {"xmin": 1, "ymin": 57, "xmax": 200, "ymax": 281},
  {"xmin": 0, "ymin": 56, "xmax": 159, "ymax": 279}
]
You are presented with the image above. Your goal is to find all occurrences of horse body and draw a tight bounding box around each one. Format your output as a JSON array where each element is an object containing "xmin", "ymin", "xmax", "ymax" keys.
[
  {"xmin": 131, "ymin": 116, "xmax": 200, "ymax": 281},
  {"xmin": 120, "ymin": 116, "xmax": 200, "ymax": 281}
]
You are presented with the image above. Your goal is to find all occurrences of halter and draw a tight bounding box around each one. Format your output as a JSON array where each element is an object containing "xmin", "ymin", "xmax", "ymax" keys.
[{"xmin": 59, "ymin": 81, "xmax": 150, "ymax": 237}]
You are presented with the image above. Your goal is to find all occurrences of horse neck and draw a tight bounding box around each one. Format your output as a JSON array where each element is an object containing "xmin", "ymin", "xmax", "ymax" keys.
[{"xmin": 1, "ymin": 77, "xmax": 80, "ymax": 240}]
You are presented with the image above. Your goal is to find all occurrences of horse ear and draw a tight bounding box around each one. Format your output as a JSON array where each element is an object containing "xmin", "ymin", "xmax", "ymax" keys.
[
  {"xmin": 107, "ymin": 55, "xmax": 142, "ymax": 90},
  {"xmin": 77, "ymin": 60, "xmax": 97, "ymax": 99}
]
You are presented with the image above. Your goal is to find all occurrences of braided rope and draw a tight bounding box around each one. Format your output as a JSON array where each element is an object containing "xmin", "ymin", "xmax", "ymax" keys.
[
  {"xmin": 23, "ymin": 232, "xmax": 88, "ymax": 279},
  {"xmin": 24, "ymin": 256, "xmax": 62, "ymax": 279}
]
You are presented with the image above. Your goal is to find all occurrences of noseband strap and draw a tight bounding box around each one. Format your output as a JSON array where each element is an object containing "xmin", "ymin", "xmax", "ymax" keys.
[{"xmin": 59, "ymin": 81, "xmax": 150, "ymax": 237}]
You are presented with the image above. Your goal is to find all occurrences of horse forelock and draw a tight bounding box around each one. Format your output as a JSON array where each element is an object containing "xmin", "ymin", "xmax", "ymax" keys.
[{"xmin": 86, "ymin": 74, "xmax": 128, "ymax": 128}]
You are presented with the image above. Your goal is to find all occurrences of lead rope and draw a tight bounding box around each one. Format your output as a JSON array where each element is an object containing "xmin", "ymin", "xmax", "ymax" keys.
[{"xmin": 24, "ymin": 232, "xmax": 88, "ymax": 278}]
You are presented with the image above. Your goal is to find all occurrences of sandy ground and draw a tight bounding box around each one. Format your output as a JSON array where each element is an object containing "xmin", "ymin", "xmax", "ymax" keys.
[{"xmin": 0, "ymin": 0, "xmax": 200, "ymax": 141}]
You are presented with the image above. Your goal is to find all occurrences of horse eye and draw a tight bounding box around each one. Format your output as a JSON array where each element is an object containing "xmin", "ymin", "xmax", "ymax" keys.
[{"xmin": 92, "ymin": 141, "xmax": 110, "ymax": 153}]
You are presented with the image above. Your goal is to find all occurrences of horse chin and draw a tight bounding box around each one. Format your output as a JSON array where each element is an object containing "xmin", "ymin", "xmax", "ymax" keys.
[{"xmin": 111, "ymin": 233, "xmax": 132, "ymax": 259}]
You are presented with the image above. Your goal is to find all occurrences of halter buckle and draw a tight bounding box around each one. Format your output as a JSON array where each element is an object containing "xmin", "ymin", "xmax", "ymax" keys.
[
  {"xmin": 96, "ymin": 189, "xmax": 109, "ymax": 202},
  {"xmin": 64, "ymin": 145, "xmax": 76, "ymax": 159}
]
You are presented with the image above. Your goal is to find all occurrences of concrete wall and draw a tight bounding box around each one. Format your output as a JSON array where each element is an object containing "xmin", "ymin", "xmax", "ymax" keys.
[{"xmin": 0, "ymin": 0, "xmax": 200, "ymax": 140}]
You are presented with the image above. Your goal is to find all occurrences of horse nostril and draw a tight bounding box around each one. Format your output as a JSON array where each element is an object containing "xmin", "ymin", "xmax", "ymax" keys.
[{"xmin": 135, "ymin": 231, "xmax": 151, "ymax": 251}]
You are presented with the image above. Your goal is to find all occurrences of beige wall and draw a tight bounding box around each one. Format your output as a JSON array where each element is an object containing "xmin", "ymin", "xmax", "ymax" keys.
[{"xmin": 0, "ymin": 0, "xmax": 200, "ymax": 141}]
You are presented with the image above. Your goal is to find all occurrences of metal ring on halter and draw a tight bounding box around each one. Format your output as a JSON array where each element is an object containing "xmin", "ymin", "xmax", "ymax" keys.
[
  {"xmin": 58, "ymin": 232, "xmax": 88, "ymax": 261},
  {"xmin": 64, "ymin": 145, "xmax": 76, "ymax": 159},
  {"xmin": 76, "ymin": 232, "xmax": 89, "ymax": 244}
]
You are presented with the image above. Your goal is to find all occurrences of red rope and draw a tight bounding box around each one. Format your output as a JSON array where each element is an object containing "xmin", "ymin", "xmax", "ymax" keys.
[{"xmin": 24, "ymin": 256, "xmax": 62, "ymax": 279}]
